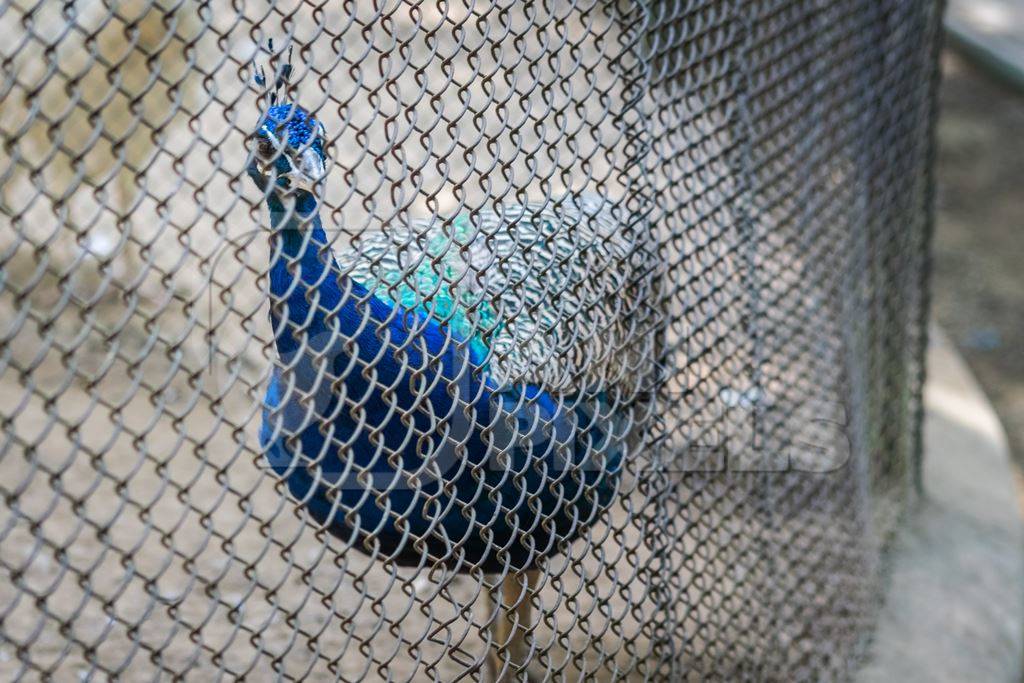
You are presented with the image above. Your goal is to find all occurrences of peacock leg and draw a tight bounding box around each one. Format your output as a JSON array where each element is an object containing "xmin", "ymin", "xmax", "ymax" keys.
[{"xmin": 486, "ymin": 569, "xmax": 539, "ymax": 682}]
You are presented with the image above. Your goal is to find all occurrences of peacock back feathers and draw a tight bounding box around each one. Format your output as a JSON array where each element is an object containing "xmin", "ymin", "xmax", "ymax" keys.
[{"xmin": 335, "ymin": 195, "xmax": 641, "ymax": 393}]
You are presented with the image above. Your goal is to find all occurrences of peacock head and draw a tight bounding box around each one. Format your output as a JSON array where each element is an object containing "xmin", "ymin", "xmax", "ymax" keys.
[{"xmin": 247, "ymin": 44, "xmax": 327, "ymax": 202}]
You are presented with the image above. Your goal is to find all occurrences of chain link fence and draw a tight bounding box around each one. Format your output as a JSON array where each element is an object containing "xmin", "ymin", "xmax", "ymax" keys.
[{"xmin": 0, "ymin": 0, "xmax": 943, "ymax": 680}]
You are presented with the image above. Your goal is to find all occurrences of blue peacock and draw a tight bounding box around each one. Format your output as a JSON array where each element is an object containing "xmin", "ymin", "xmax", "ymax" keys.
[{"xmin": 246, "ymin": 48, "xmax": 638, "ymax": 675}]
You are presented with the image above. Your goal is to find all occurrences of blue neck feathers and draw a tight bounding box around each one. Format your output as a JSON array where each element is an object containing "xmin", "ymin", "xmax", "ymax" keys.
[{"xmin": 264, "ymin": 190, "xmax": 348, "ymax": 359}]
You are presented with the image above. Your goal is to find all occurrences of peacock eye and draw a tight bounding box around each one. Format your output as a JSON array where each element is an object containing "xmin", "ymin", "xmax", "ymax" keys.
[{"xmin": 256, "ymin": 137, "xmax": 276, "ymax": 160}]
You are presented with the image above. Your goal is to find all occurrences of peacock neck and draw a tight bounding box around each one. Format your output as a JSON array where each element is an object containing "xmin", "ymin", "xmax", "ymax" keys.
[
  {"xmin": 268, "ymin": 194, "xmax": 325, "ymax": 255},
  {"xmin": 265, "ymin": 192, "xmax": 348, "ymax": 359}
]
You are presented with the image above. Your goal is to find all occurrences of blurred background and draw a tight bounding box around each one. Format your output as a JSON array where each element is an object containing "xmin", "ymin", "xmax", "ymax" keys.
[{"xmin": 933, "ymin": 46, "xmax": 1024, "ymax": 477}]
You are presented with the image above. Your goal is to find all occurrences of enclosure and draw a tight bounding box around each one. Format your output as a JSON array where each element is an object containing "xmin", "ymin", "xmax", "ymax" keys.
[{"xmin": 0, "ymin": 0, "xmax": 943, "ymax": 680}]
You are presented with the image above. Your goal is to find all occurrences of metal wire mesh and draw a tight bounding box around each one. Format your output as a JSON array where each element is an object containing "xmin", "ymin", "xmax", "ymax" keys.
[{"xmin": 0, "ymin": 0, "xmax": 943, "ymax": 680}]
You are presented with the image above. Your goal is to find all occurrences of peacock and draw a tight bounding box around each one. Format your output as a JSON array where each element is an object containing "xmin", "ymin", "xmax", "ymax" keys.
[{"xmin": 247, "ymin": 47, "xmax": 641, "ymax": 679}]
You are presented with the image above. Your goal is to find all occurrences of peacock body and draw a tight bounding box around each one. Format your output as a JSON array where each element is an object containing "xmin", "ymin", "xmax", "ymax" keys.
[{"xmin": 249, "ymin": 101, "xmax": 638, "ymax": 573}]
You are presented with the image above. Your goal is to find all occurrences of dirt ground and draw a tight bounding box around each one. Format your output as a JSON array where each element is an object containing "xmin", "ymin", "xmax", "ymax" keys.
[{"xmin": 931, "ymin": 51, "xmax": 1024, "ymax": 469}]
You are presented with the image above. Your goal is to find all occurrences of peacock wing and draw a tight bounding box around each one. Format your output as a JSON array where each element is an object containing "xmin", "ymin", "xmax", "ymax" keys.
[{"xmin": 332, "ymin": 196, "xmax": 643, "ymax": 395}]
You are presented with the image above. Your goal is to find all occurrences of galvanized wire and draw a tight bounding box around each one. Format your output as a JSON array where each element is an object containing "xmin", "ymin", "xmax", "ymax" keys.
[{"xmin": 0, "ymin": 0, "xmax": 943, "ymax": 680}]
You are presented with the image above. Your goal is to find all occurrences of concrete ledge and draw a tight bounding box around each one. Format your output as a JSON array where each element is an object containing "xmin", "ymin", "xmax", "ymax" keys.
[
  {"xmin": 946, "ymin": 0, "xmax": 1024, "ymax": 93},
  {"xmin": 857, "ymin": 328, "xmax": 1024, "ymax": 682}
]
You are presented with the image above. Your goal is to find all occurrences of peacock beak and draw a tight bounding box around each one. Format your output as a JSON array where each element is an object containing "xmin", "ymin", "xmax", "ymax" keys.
[
  {"xmin": 289, "ymin": 146, "xmax": 325, "ymax": 191},
  {"xmin": 268, "ymin": 146, "xmax": 324, "ymax": 194}
]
